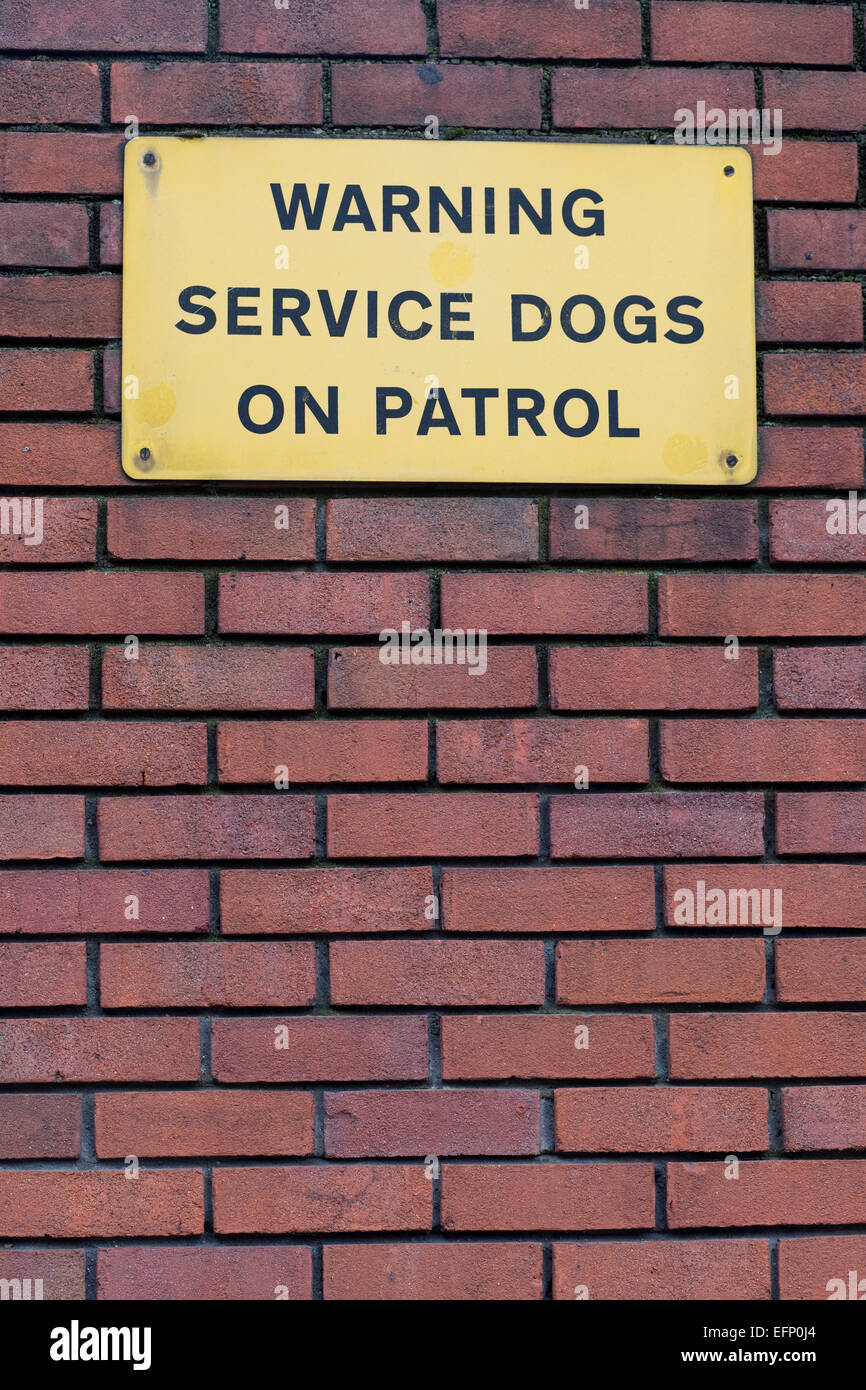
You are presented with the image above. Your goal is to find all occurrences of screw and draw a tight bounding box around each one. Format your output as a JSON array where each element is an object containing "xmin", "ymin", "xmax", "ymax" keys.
[
  {"xmin": 725, "ymin": 453, "xmax": 738, "ymax": 468},
  {"xmin": 138, "ymin": 447, "xmax": 152, "ymax": 469},
  {"xmin": 142, "ymin": 151, "xmax": 157, "ymax": 168},
  {"xmin": 724, "ymin": 165, "xmax": 735, "ymax": 177}
]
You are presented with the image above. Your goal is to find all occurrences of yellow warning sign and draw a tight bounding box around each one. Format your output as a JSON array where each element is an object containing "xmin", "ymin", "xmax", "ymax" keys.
[{"xmin": 122, "ymin": 137, "xmax": 757, "ymax": 484}]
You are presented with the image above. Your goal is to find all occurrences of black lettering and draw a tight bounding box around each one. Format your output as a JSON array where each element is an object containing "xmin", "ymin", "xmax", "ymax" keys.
[
  {"xmin": 227, "ymin": 288, "xmax": 261, "ymax": 336},
  {"xmin": 508, "ymin": 388, "xmax": 546, "ymax": 436},
  {"xmin": 441, "ymin": 293, "xmax": 473, "ymax": 340},
  {"xmin": 664, "ymin": 295, "xmax": 704, "ymax": 344},
  {"xmin": 388, "ymin": 291, "xmax": 432, "ymax": 340},
  {"xmin": 383, "ymin": 185, "xmax": 421, "ymax": 232},
  {"xmin": 175, "ymin": 285, "xmax": 216, "ymax": 334},
  {"xmin": 429, "ymin": 186, "xmax": 472, "ymax": 234},
  {"xmin": 376, "ymin": 387, "xmax": 413, "ymax": 434},
  {"xmin": 512, "ymin": 294, "xmax": 551, "ymax": 342},
  {"xmin": 333, "ymin": 185, "xmax": 376, "ymax": 231},
  {"xmin": 318, "ymin": 289, "xmax": 357, "ymax": 337},
  {"xmin": 561, "ymin": 295, "xmax": 605, "ymax": 343},
  {"xmin": 614, "ymin": 295, "xmax": 656, "ymax": 344},
  {"xmin": 270, "ymin": 182, "xmax": 329, "ymax": 231},
  {"xmin": 294, "ymin": 386, "xmax": 339, "ymax": 434},
  {"xmin": 554, "ymin": 389, "xmax": 599, "ymax": 438},
  {"xmin": 562, "ymin": 189, "xmax": 605, "ymax": 237},
  {"xmin": 238, "ymin": 385, "xmax": 283, "ymax": 434},
  {"xmin": 509, "ymin": 187, "xmax": 552, "ymax": 235},
  {"xmin": 273, "ymin": 289, "xmax": 311, "ymax": 336}
]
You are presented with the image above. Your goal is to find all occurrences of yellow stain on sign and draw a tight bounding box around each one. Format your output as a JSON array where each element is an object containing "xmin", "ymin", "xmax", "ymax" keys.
[{"xmin": 121, "ymin": 137, "xmax": 757, "ymax": 484}]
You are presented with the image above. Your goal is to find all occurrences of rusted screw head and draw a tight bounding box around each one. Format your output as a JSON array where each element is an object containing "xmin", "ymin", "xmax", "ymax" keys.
[
  {"xmin": 725, "ymin": 453, "xmax": 738, "ymax": 468},
  {"xmin": 724, "ymin": 165, "xmax": 735, "ymax": 177},
  {"xmin": 142, "ymin": 151, "xmax": 157, "ymax": 168}
]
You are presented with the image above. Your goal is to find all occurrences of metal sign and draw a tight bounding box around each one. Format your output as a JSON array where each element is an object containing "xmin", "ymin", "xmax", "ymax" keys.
[{"xmin": 121, "ymin": 137, "xmax": 757, "ymax": 484}]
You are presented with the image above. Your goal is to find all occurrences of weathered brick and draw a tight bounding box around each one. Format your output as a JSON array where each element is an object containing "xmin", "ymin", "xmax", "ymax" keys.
[
  {"xmin": 213, "ymin": 1016, "xmax": 428, "ymax": 1083},
  {"xmin": 0, "ymin": 1018, "xmax": 199, "ymax": 1083},
  {"xmin": 752, "ymin": 142, "xmax": 858, "ymax": 204},
  {"xmin": 95, "ymin": 1091, "xmax": 314, "ymax": 1157},
  {"xmin": 779, "ymin": 1236, "xmax": 866, "ymax": 1299},
  {"xmin": 756, "ymin": 426, "xmax": 864, "ymax": 489},
  {"xmin": 665, "ymin": 864, "xmax": 866, "ymax": 931},
  {"xmin": 441, "ymin": 1014, "xmax": 654, "ymax": 1081},
  {"xmin": 651, "ymin": 3, "xmax": 853, "ymax": 65},
  {"xmin": 218, "ymin": 719, "xmax": 427, "ymax": 783},
  {"xmin": 0, "ymin": 942, "xmax": 86, "ymax": 1006},
  {"xmin": 220, "ymin": 0, "xmax": 427, "ymax": 55},
  {"xmin": 764, "ymin": 352, "xmax": 866, "ymax": 415},
  {"xmin": 549, "ymin": 499, "xmax": 758, "ymax": 561},
  {"xmin": 332, "ymin": 63, "xmax": 541, "ymax": 130},
  {"xmin": 659, "ymin": 574, "xmax": 866, "ymax": 637},
  {"xmin": 550, "ymin": 646, "xmax": 758, "ymax": 711},
  {"xmin": 550, "ymin": 792, "xmax": 764, "ymax": 859},
  {"xmin": 764, "ymin": 70, "xmax": 866, "ymax": 132},
  {"xmin": 0, "ymin": 720, "xmax": 206, "ymax": 786},
  {"xmin": 769, "ymin": 209, "xmax": 866, "ymax": 270},
  {"xmin": 783, "ymin": 1086, "xmax": 866, "ymax": 1152},
  {"xmin": 97, "ymin": 1247, "xmax": 312, "ymax": 1301},
  {"xmin": 436, "ymin": 717, "xmax": 648, "ymax": 783},
  {"xmin": 0, "ymin": 423, "xmax": 122, "ymax": 487},
  {"xmin": 326, "ymin": 497, "xmax": 538, "ymax": 561},
  {"xmin": 556, "ymin": 1087, "xmax": 768, "ymax": 1153},
  {"xmin": 777, "ymin": 939, "xmax": 866, "ymax": 1001},
  {"xmin": 777, "ymin": 791, "xmax": 866, "ymax": 854},
  {"xmin": 0, "ymin": 1250, "xmax": 84, "ymax": 1300},
  {"xmin": 330, "ymin": 939, "xmax": 544, "ymax": 1007},
  {"xmin": 324, "ymin": 1242, "xmax": 542, "ymax": 1300},
  {"xmin": 439, "ymin": 0, "xmax": 641, "ymax": 59},
  {"xmin": 0, "ymin": 795, "xmax": 83, "ymax": 859},
  {"xmin": 553, "ymin": 66, "xmax": 754, "ymax": 129},
  {"xmin": 756, "ymin": 281, "xmax": 862, "ymax": 344},
  {"xmin": 661, "ymin": 718, "xmax": 866, "ymax": 782},
  {"xmin": 102, "ymin": 645, "xmax": 314, "ymax": 711},
  {"xmin": 668, "ymin": 1160, "xmax": 866, "ymax": 1229},
  {"xmin": 553, "ymin": 1239, "xmax": 770, "ymax": 1300},
  {"xmin": 0, "ymin": 133, "xmax": 122, "ymax": 194},
  {"xmin": 0, "ymin": 349, "xmax": 93, "ymax": 413},
  {"xmin": 770, "ymin": 498, "xmax": 866, "ymax": 562},
  {"xmin": 220, "ymin": 866, "xmax": 432, "ymax": 934},
  {"xmin": 100, "ymin": 941, "xmax": 315, "ymax": 1008},
  {"xmin": 220, "ymin": 572, "xmax": 428, "ymax": 635},
  {"xmin": 108, "ymin": 497, "xmax": 317, "ymax": 561},
  {"xmin": 442, "ymin": 1162, "xmax": 654, "ymax": 1231},
  {"xmin": 213, "ymin": 1165, "xmax": 430, "ymax": 1233},
  {"xmin": 0, "ymin": 275, "xmax": 120, "ymax": 339},
  {"xmin": 0, "ymin": 1171, "xmax": 203, "ymax": 1238},
  {"xmin": 327, "ymin": 792, "xmax": 538, "ymax": 857},
  {"xmin": 0, "ymin": 203, "xmax": 90, "ymax": 268},
  {"xmin": 0, "ymin": 573, "xmax": 204, "ymax": 634},
  {"xmin": 0, "ymin": 1, "xmax": 208, "ymax": 50},
  {"xmin": 99, "ymin": 795, "xmax": 315, "ymax": 861},
  {"xmin": 671, "ymin": 1013, "xmax": 866, "ymax": 1079},
  {"xmin": 0, "ymin": 1095, "xmax": 81, "ymax": 1158},
  {"xmin": 441, "ymin": 865, "xmax": 655, "ymax": 933},
  {"xmin": 325, "ymin": 1090, "xmax": 540, "ymax": 1157},
  {"xmin": 0, "ymin": 647, "xmax": 89, "ymax": 711},
  {"xmin": 441, "ymin": 573, "xmax": 647, "ymax": 634},
  {"xmin": 328, "ymin": 644, "xmax": 538, "ymax": 709},
  {"xmin": 0, "ymin": 59, "xmax": 101, "ymax": 122},
  {"xmin": 111, "ymin": 61, "xmax": 322, "ymax": 124},
  {"xmin": 557, "ymin": 940, "xmax": 765, "ymax": 1005},
  {"xmin": 0, "ymin": 868, "xmax": 209, "ymax": 934}
]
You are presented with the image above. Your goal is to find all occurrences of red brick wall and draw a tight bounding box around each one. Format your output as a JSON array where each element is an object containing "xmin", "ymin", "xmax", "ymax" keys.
[{"xmin": 0, "ymin": 0, "xmax": 864, "ymax": 1302}]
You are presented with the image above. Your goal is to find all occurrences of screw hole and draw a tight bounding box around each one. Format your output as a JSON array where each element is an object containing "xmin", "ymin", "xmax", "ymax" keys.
[
  {"xmin": 724, "ymin": 165, "xmax": 735, "ymax": 177},
  {"xmin": 142, "ymin": 151, "xmax": 157, "ymax": 168}
]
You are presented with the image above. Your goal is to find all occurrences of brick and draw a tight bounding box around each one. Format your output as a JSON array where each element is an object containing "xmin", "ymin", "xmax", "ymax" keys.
[
  {"xmin": 111, "ymin": 61, "xmax": 322, "ymax": 125},
  {"xmin": 752, "ymin": 142, "xmax": 858, "ymax": 205},
  {"xmin": 671, "ymin": 1013, "xmax": 866, "ymax": 1080},
  {"xmin": 550, "ymin": 791, "xmax": 764, "ymax": 859},
  {"xmin": 777, "ymin": 940, "xmax": 866, "ymax": 1002},
  {"xmin": 330, "ymin": 940, "xmax": 544, "ymax": 1007},
  {"xmin": 327, "ymin": 792, "xmax": 538, "ymax": 857},
  {"xmin": 0, "ymin": 647, "xmax": 89, "ymax": 711},
  {"xmin": 213, "ymin": 1016, "xmax": 428, "ymax": 1083},
  {"xmin": 220, "ymin": 866, "xmax": 432, "ymax": 934},
  {"xmin": 665, "ymin": 865, "xmax": 866, "ymax": 931},
  {"xmin": 550, "ymin": 646, "xmax": 758, "ymax": 712},
  {"xmin": 99, "ymin": 203, "xmax": 121, "ymax": 267},
  {"xmin": 332, "ymin": 62, "xmax": 541, "ymax": 129},
  {"xmin": 213, "ymin": 1165, "xmax": 430, "ymax": 1233},
  {"xmin": 108, "ymin": 497, "xmax": 317, "ymax": 561},
  {"xmin": 441, "ymin": 1014, "xmax": 654, "ymax": 1081},
  {"xmin": 0, "ymin": 720, "xmax": 205, "ymax": 786},
  {"xmin": 0, "ymin": 133, "xmax": 122, "ymax": 194},
  {"xmin": 102, "ymin": 645, "xmax": 314, "ymax": 712},
  {"xmin": 326, "ymin": 497, "xmax": 538, "ymax": 561},
  {"xmin": 0, "ymin": 59, "xmax": 101, "ymax": 123},
  {"xmin": 95, "ymin": 1091, "xmax": 314, "ymax": 1157},
  {"xmin": 553, "ymin": 66, "xmax": 754, "ymax": 130},
  {"xmin": 668, "ymin": 1160, "xmax": 866, "ymax": 1229},
  {"xmin": 439, "ymin": 0, "xmax": 641, "ymax": 59},
  {"xmin": 557, "ymin": 940, "xmax": 765, "ymax": 1006},
  {"xmin": 771, "ymin": 499, "xmax": 866, "ymax": 562},
  {"xmin": 764, "ymin": 352, "xmax": 866, "ymax": 416},
  {"xmin": 0, "ymin": 868, "xmax": 209, "ymax": 934},
  {"xmin": 324, "ymin": 1243, "xmax": 542, "ymax": 1301},
  {"xmin": 220, "ymin": 0, "xmax": 427, "ymax": 54},
  {"xmin": 325, "ymin": 1090, "xmax": 540, "ymax": 1158},
  {"xmin": 769, "ymin": 210, "xmax": 866, "ymax": 271},
  {"xmin": 556, "ymin": 1087, "xmax": 768, "ymax": 1154},
  {"xmin": 550, "ymin": 499, "xmax": 758, "ymax": 562},
  {"xmin": 220, "ymin": 572, "xmax": 428, "ymax": 635},
  {"xmin": 441, "ymin": 1162, "xmax": 653, "ymax": 1231},
  {"xmin": 756, "ymin": 426, "xmax": 864, "ymax": 490},
  {"xmin": 0, "ymin": 204, "xmax": 90, "ymax": 268},
  {"xmin": 98, "ymin": 1246, "xmax": 312, "ymax": 1301},
  {"xmin": 0, "ymin": 1, "xmax": 207, "ymax": 49},
  {"xmin": 441, "ymin": 866, "xmax": 656, "ymax": 934},
  {"xmin": 783, "ymin": 1086, "xmax": 866, "ymax": 1152},
  {"xmin": 0, "ymin": 497, "xmax": 96, "ymax": 564},
  {"xmin": 441, "ymin": 572, "xmax": 647, "ymax": 634},
  {"xmin": 659, "ymin": 574, "xmax": 866, "ymax": 637},
  {"xmin": 661, "ymin": 718, "xmax": 866, "ymax": 782},
  {"xmin": 0, "ymin": 794, "xmax": 83, "ymax": 859},
  {"xmin": 0, "ymin": 1250, "xmax": 84, "ymax": 1301},
  {"xmin": 328, "ymin": 644, "xmax": 538, "ymax": 709},
  {"xmin": 0, "ymin": 942, "xmax": 86, "ymax": 1006},
  {"xmin": 101, "ymin": 941, "xmax": 315, "ymax": 1008},
  {"xmin": 553, "ymin": 1239, "xmax": 770, "ymax": 1300},
  {"xmin": 0, "ymin": 573, "xmax": 204, "ymax": 635},
  {"xmin": 0, "ymin": 1095, "xmax": 80, "ymax": 1158},
  {"xmin": 651, "ymin": 2, "xmax": 853, "ymax": 65},
  {"xmin": 0, "ymin": 423, "xmax": 122, "ymax": 487},
  {"xmin": 764, "ymin": 70, "xmax": 866, "ymax": 133},
  {"xmin": 0, "ymin": 275, "xmax": 120, "ymax": 339},
  {"xmin": 0, "ymin": 349, "xmax": 93, "ymax": 413},
  {"xmin": 779, "ymin": 1236, "xmax": 866, "ymax": 1300},
  {"xmin": 0, "ymin": 1018, "xmax": 199, "ymax": 1083},
  {"xmin": 99, "ymin": 795, "xmax": 315, "ymax": 861},
  {"xmin": 218, "ymin": 719, "xmax": 427, "ymax": 784},
  {"xmin": 0, "ymin": 1170, "xmax": 203, "ymax": 1239},
  {"xmin": 436, "ymin": 717, "xmax": 648, "ymax": 784},
  {"xmin": 777, "ymin": 791, "xmax": 866, "ymax": 854},
  {"xmin": 756, "ymin": 282, "xmax": 862, "ymax": 344}
]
